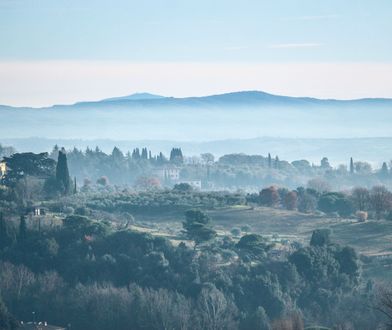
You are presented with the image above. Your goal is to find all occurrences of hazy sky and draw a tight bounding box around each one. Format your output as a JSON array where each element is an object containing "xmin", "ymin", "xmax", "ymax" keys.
[{"xmin": 0, "ymin": 0, "xmax": 391, "ymax": 106}]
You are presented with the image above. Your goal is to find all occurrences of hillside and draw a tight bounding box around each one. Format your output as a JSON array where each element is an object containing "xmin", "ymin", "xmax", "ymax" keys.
[
  {"xmin": 1, "ymin": 91, "xmax": 392, "ymax": 144},
  {"xmin": 2, "ymin": 90, "xmax": 392, "ymax": 110}
]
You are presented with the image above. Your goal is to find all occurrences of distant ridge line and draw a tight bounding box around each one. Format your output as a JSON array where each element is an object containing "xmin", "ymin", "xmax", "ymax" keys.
[{"xmin": 1, "ymin": 90, "xmax": 392, "ymax": 110}]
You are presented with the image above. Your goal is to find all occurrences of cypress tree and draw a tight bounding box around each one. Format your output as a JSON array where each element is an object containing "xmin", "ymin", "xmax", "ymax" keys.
[
  {"xmin": 111, "ymin": 147, "xmax": 124, "ymax": 161},
  {"xmin": 18, "ymin": 215, "xmax": 27, "ymax": 242},
  {"xmin": 268, "ymin": 153, "xmax": 272, "ymax": 168},
  {"xmin": 56, "ymin": 149, "xmax": 71, "ymax": 195},
  {"xmin": 380, "ymin": 162, "xmax": 389, "ymax": 178},
  {"xmin": 0, "ymin": 213, "xmax": 6, "ymax": 249},
  {"xmin": 350, "ymin": 157, "xmax": 354, "ymax": 174},
  {"xmin": 157, "ymin": 152, "xmax": 166, "ymax": 165},
  {"xmin": 132, "ymin": 148, "xmax": 140, "ymax": 160},
  {"xmin": 73, "ymin": 176, "xmax": 77, "ymax": 194},
  {"xmin": 274, "ymin": 156, "xmax": 279, "ymax": 169},
  {"xmin": 170, "ymin": 148, "xmax": 184, "ymax": 164},
  {"xmin": 141, "ymin": 148, "xmax": 148, "ymax": 159},
  {"xmin": 0, "ymin": 213, "xmax": 14, "ymax": 250}
]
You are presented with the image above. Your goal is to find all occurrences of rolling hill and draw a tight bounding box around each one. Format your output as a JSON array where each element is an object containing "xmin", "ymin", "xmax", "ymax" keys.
[
  {"xmin": 1, "ymin": 90, "xmax": 392, "ymax": 110},
  {"xmin": 1, "ymin": 91, "xmax": 392, "ymax": 151}
]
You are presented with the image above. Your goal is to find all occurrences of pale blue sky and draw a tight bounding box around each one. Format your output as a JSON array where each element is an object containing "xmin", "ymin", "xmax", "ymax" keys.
[
  {"xmin": 0, "ymin": 0, "xmax": 391, "ymax": 106},
  {"xmin": 1, "ymin": 0, "xmax": 391, "ymax": 61}
]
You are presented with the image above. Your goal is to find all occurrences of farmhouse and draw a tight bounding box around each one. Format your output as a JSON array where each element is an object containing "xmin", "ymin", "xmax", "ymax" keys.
[{"xmin": 153, "ymin": 166, "xmax": 180, "ymax": 181}]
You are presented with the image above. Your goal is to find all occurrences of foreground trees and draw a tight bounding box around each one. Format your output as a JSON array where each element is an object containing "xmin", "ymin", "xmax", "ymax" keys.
[
  {"xmin": 183, "ymin": 209, "xmax": 216, "ymax": 247},
  {"xmin": 0, "ymin": 211, "xmax": 384, "ymax": 330},
  {"xmin": 0, "ymin": 296, "xmax": 17, "ymax": 330},
  {"xmin": 377, "ymin": 286, "xmax": 392, "ymax": 329},
  {"xmin": 236, "ymin": 234, "xmax": 273, "ymax": 261}
]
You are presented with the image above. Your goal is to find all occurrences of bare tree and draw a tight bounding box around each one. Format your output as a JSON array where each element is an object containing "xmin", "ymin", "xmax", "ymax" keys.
[
  {"xmin": 370, "ymin": 186, "xmax": 392, "ymax": 219},
  {"xmin": 138, "ymin": 287, "xmax": 192, "ymax": 330},
  {"xmin": 271, "ymin": 311, "xmax": 304, "ymax": 330},
  {"xmin": 351, "ymin": 187, "xmax": 370, "ymax": 211},
  {"xmin": 307, "ymin": 177, "xmax": 331, "ymax": 194},
  {"xmin": 376, "ymin": 286, "xmax": 392, "ymax": 329},
  {"xmin": 197, "ymin": 286, "xmax": 238, "ymax": 330}
]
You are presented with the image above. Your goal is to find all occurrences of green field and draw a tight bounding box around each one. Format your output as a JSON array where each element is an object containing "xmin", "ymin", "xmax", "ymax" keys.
[
  {"xmin": 134, "ymin": 206, "xmax": 392, "ymax": 253},
  {"xmin": 132, "ymin": 205, "xmax": 392, "ymax": 280}
]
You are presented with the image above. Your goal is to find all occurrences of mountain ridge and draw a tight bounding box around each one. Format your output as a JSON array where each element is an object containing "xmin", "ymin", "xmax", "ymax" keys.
[
  {"xmin": 1, "ymin": 90, "xmax": 392, "ymax": 110},
  {"xmin": 100, "ymin": 92, "xmax": 165, "ymax": 102}
]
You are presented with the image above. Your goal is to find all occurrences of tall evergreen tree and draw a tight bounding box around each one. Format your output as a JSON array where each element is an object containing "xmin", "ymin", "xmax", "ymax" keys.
[
  {"xmin": 56, "ymin": 149, "xmax": 71, "ymax": 195},
  {"xmin": 111, "ymin": 147, "xmax": 124, "ymax": 162},
  {"xmin": 380, "ymin": 162, "xmax": 389, "ymax": 178},
  {"xmin": 0, "ymin": 213, "xmax": 15, "ymax": 250},
  {"xmin": 73, "ymin": 176, "xmax": 77, "ymax": 194},
  {"xmin": 18, "ymin": 215, "xmax": 27, "ymax": 242},
  {"xmin": 268, "ymin": 153, "xmax": 272, "ymax": 168},
  {"xmin": 132, "ymin": 148, "xmax": 141, "ymax": 160},
  {"xmin": 0, "ymin": 213, "xmax": 6, "ymax": 249},
  {"xmin": 170, "ymin": 148, "xmax": 184, "ymax": 164},
  {"xmin": 321, "ymin": 157, "xmax": 331, "ymax": 169},
  {"xmin": 157, "ymin": 152, "xmax": 167, "ymax": 165},
  {"xmin": 350, "ymin": 157, "xmax": 355, "ymax": 174},
  {"xmin": 274, "ymin": 156, "xmax": 279, "ymax": 169},
  {"xmin": 141, "ymin": 148, "xmax": 148, "ymax": 160}
]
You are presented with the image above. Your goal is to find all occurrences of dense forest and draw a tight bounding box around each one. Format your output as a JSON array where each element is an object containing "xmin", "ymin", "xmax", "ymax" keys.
[
  {"xmin": 27, "ymin": 144, "xmax": 392, "ymax": 191},
  {"xmin": 1, "ymin": 147, "xmax": 392, "ymax": 329}
]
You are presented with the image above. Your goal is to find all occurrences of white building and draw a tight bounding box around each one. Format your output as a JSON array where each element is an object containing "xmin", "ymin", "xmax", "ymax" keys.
[{"xmin": 153, "ymin": 166, "xmax": 180, "ymax": 181}]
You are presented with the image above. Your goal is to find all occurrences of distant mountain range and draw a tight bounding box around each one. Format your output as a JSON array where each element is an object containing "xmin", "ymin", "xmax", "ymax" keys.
[
  {"xmin": 1, "ymin": 90, "xmax": 392, "ymax": 145},
  {"xmin": 1, "ymin": 90, "xmax": 392, "ymax": 110}
]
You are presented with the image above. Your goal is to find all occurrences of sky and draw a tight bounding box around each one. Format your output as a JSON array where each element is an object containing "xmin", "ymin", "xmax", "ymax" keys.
[{"xmin": 0, "ymin": 0, "xmax": 391, "ymax": 106}]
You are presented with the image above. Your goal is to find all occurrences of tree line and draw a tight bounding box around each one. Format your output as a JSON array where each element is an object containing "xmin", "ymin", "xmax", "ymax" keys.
[{"xmin": 255, "ymin": 184, "xmax": 392, "ymax": 220}]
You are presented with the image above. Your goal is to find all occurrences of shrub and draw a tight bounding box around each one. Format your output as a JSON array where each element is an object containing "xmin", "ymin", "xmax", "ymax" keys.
[
  {"xmin": 230, "ymin": 227, "xmax": 241, "ymax": 237},
  {"xmin": 356, "ymin": 211, "xmax": 368, "ymax": 222},
  {"xmin": 63, "ymin": 206, "xmax": 74, "ymax": 215},
  {"xmin": 97, "ymin": 176, "xmax": 110, "ymax": 186}
]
